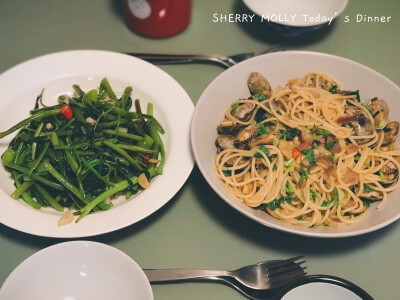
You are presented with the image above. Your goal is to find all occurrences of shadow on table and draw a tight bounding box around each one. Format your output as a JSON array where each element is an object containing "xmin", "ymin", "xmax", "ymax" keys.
[
  {"xmin": 189, "ymin": 166, "xmax": 398, "ymax": 256},
  {"xmin": 232, "ymin": 0, "xmax": 337, "ymax": 48}
]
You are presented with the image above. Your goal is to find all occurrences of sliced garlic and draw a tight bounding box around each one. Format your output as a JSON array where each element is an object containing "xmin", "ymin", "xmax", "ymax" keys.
[
  {"xmin": 138, "ymin": 173, "xmax": 150, "ymax": 189},
  {"xmin": 58, "ymin": 211, "xmax": 74, "ymax": 227}
]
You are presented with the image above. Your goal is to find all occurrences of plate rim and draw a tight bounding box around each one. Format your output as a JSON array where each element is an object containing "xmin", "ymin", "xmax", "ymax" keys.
[
  {"xmin": 0, "ymin": 49, "xmax": 195, "ymax": 238},
  {"xmin": 191, "ymin": 50, "xmax": 400, "ymax": 238}
]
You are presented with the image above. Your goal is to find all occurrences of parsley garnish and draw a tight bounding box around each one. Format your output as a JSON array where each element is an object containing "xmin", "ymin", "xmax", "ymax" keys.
[
  {"xmin": 321, "ymin": 201, "xmax": 331, "ymax": 207},
  {"xmin": 258, "ymin": 122, "xmax": 268, "ymax": 135},
  {"xmin": 345, "ymin": 90, "xmax": 361, "ymax": 102},
  {"xmin": 332, "ymin": 187, "xmax": 340, "ymax": 204},
  {"xmin": 297, "ymin": 216, "xmax": 303, "ymax": 220},
  {"xmin": 230, "ymin": 103, "xmax": 240, "ymax": 114},
  {"xmin": 254, "ymin": 108, "xmax": 266, "ymax": 123},
  {"xmin": 253, "ymin": 145, "xmax": 270, "ymax": 158},
  {"xmin": 298, "ymin": 165, "xmax": 310, "ymax": 183},
  {"xmin": 301, "ymin": 148, "xmax": 316, "ymax": 164},
  {"xmin": 310, "ymin": 188, "xmax": 317, "ymax": 199},
  {"xmin": 364, "ymin": 184, "xmax": 372, "ymax": 193},
  {"xmin": 280, "ymin": 128, "xmax": 301, "ymax": 141},
  {"xmin": 362, "ymin": 199, "xmax": 371, "ymax": 208},
  {"xmin": 315, "ymin": 128, "xmax": 331, "ymax": 137},
  {"xmin": 285, "ymin": 181, "xmax": 293, "ymax": 193},
  {"xmin": 263, "ymin": 195, "xmax": 293, "ymax": 211},
  {"xmin": 325, "ymin": 139, "xmax": 338, "ymax": 150},
  {"xmin": 329, "ymin": 85, "xmax": 337, "ymax": 94},
  {"xmin": 257, "ymin": 93, "xmax": 266, "ymax": 102},
  {"xmin": 222, "ymin": 170, "xmax": 231, "ymax": 177}
]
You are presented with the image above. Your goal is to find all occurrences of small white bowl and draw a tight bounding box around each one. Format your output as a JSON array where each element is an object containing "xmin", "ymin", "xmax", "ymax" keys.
[
  {"xmin": 191, "ymin": 51, "xmax": 400, "ymax": 238},
  {"xmin": 0, "ymin": 241, "xmax": 153, "ymax": 300},
  {"xmin": 243, "ymin": 0, "xmax": 348, "ymax": 36}
]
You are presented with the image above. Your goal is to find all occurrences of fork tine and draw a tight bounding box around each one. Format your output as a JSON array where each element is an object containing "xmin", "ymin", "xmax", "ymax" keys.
[
  {"xmin": 267, "ymin": 260, "xmax": 306, "ymax": 277},
  {"xmin": 264, "ymin": 255, "xmax": 305, "ymax": 270},
  {"xmin": 268, "ymin": 270, "xmax": 308, "ymax": 289}
]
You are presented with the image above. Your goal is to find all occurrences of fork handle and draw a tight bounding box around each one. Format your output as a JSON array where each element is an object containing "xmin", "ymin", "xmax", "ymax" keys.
[
  {"xmin": 143, "ymin": 269, "xmax": 230, "ymax": 282},
  {"xmin": 124, "ymin": 53, "xmax": 233, "ymax": 68}
]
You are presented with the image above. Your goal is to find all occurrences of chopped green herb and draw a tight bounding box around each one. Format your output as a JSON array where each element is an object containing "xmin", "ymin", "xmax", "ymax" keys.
[
  {"xmin": 297, "ymin": 216, "xmax": 303, "ymax": 221},
  {"xmin": 301, "ymin": 148, "xmax": 316, "ymax": 164},
  {"xmin": 323, "ymin": 220, "xmax": 330, "ymax": 226},
  {"xmin": 312, "ymin": 133, "xmax": 317, "ymax": 140},
  {"xmin": 298, "ymin": 165, "xmax": 310, "ymax": 183},
  {"xmin": 280, "ymin": 128, "xmax": 301, "ymax": 141},
  {"xmin": 257, "ymin": 93, "xmax": 266, "ymax": 102},
  {"xmin": 254, "ymin": 108, "xmax": 266, "ymax": 123},
  {"xmin": 354, "ymin": 155, "xmax": 360, "ymax": 161},
  {"xmin": 230, "ymin": 103, "xmax": 240, "ymax": 115},
  {"xmin": 273, "ymin": 164, "xmax": 277, "ymax": 170},
  {"xmin": 258, "ymin": 122, "xmax": 268, "ymax": 135},
  {"xmin": 332, "ymin": 187, "xmax": 340, "ymax": 204},
  {"xmin": 325, "ymin": 139, "xmax": 338, "ymax": 150},
  {"xmin": 379, "ymin": 171, "xmax": 386, "ymax": 181},
  {"xmin": 253, "ymin": 145, "xmax": 270, "ymax": 158},
  {"xmin": 321, "ymin": 201, "xmax": 331, "ymax": 207},
  {"xmin": 285, "ymin": 158, "xmax": 294, "ymax": 167},
  {"xmin": 222, "ymin": 170, "xmax": 231, "ymax": 177},
  {"xmin": 315, "ymin": 128, "xmax": 330, "ymax": 137},
  {"xmin": 364, "ymin": 184, "xmax": 372, "ymax": 193},
  {"xmin": 285, "ymin": 181, "xmax": 293, "ymax": 193},
  {"xmin": 364, "ymin": 161, "xmax": 370, "ymax": 167},
  {"xmin": 328, "ymin": 85, "xmax": 337, "ymax": 94},
  {"xmin": 345, "ymin": 90, "xmax": 360, "ymax": 102},
  {"xmin": 330, "ymin": 153, "xmax": 335, "ymax": 162},
  {"xmin": 363, "ymin": 105, "xmax": 371, "ymax": 112},
  {"xmin": 378, "ymin": 120, "xmax": 386, "ymax": 129},
  {"xmin": 264, "ymin": 195, "xmax": 293, "ymax": 210},
  {"xmin": 362, "ymin": 199, "xmax": 371, "ymax": 208},
  {"xmin": 310, "ymin": 187, "xmax": 317, "ymax": 199}
]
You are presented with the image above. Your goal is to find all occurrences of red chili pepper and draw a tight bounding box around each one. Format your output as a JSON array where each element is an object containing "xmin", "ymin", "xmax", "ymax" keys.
[
  {"xmin": 142, "ymin": 154, "xmax": 150, "ymax": 164},
  {"xmin": 60, "ymin": 104, "xmax": 73, "ymax": 120},
  {"xmin": 292, "ymin": 147, "xmax": 301, "ymax": 159}
]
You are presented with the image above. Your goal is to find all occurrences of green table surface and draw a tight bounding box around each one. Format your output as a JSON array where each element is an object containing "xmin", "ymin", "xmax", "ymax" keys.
[{"xmin": 1, "ymin": 1, "xmax": 399, "ymax": 299}]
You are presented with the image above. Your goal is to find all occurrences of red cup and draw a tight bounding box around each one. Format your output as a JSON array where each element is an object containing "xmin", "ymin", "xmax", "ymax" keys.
[{"xmin": 123, "ymin": 0, "xmax": 191, "ymax": 38}]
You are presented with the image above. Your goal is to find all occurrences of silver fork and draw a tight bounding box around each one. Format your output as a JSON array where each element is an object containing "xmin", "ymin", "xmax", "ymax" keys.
[
  {"xmin": 125, "ymin": 44, "xmax": 283, "ymax": 68},
  {"xmin": 144, "ymin": 256, "xmax": 306, "ymax": 291}
]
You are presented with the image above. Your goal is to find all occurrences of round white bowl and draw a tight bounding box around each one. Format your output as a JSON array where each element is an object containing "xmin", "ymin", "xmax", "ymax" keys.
[
  {"xmin": 0, "ymin": 241, "xmax": 153, "ymax": 300},
  {"xmin": 191, "ymin": 51, "xmax": 400, "ymax": 238},
  {"xmin": 243, "ymin": 0, "xmax": 348, "ymax": 36}
]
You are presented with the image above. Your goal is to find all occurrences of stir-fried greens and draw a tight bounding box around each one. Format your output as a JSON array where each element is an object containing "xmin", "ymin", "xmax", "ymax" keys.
[{"xmin": 0, "ymin": 78, "xmax": 165, "ymax": 224}]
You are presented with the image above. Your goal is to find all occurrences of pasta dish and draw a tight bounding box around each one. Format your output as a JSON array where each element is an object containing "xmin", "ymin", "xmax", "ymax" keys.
[{"xmin": 215, "ymin": 71, "xmax": 400, "ymax": 227}]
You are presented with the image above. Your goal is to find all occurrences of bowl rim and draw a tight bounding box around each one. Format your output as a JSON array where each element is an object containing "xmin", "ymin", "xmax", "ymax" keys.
[
  {"xmin": 0, "ymin": 240, "xmax": 154, "ymax": 299},
  {"xmin": 191, "ymin": 50, "xmax": 400, "ymax": 238},
  {"xmin": 242, "ymin": 0, "xmax": 349, "ymax": 27}
]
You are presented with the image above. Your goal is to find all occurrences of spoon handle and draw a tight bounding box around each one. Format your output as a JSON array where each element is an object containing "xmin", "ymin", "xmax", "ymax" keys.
[{"xmin": 143, "ymin": 269, "xmax": 229, "ymax": 282}]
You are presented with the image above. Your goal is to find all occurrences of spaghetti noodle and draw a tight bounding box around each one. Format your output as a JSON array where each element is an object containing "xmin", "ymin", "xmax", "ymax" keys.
[{"xmin": 215, "ymin": 71, "xmax": 400, "ymax": 227}]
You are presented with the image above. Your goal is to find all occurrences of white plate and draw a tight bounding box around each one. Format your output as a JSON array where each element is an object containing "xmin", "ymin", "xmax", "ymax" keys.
[
  {"xmin": 191, "ymin": 51, "xmax": 400, "ymax": 238},
  {"xmin": 0, "ymin": 50, "xmax": 194, "ymax": 238},
  {"xmin": 0, "ymin": 241, "xmax": 153, "ymax": 300}
]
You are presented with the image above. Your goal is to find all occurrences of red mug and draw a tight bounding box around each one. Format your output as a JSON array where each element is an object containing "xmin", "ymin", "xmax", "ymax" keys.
[{"xmin": 123, "ymin": 0, "xmax": 191, "ymax": 38}]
